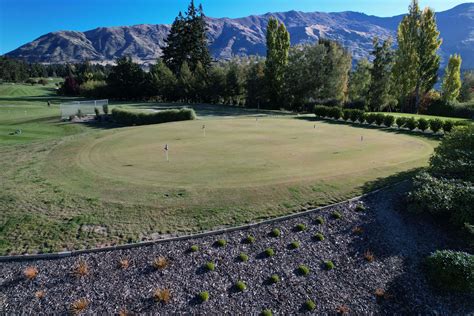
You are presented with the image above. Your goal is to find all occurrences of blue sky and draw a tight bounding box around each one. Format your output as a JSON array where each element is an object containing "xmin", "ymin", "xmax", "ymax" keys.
[{"xmin": 0, "ymin": 0, "xmax": 469, "ymax": 54}]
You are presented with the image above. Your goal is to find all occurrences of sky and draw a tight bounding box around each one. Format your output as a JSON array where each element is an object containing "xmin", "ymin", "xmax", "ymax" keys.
[{"xmin": 0, "ymin": 0, "xmax": 469, "ymax": 54}]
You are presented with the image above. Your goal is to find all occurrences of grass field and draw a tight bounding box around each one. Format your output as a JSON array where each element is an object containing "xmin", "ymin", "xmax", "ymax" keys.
[{"xmin": 0, "ymin": 83, "xmax": 439, "ymax": 255}]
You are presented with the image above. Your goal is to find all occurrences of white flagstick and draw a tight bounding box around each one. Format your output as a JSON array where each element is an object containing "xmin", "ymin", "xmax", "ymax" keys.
[
  {"xmin": 202, "ymin": 124, "xmax": 206, "ymax": 137},
  {"xmin": 361, "ymin": 135, "xmax": 364, "ymax": 142}
]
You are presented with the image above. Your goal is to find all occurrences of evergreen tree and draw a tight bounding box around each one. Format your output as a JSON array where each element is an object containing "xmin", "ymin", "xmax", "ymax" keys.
[
  {"xmin": 207, "ymin": 65, "xmax": 227, "ymax": 104},
  {"xmin": 393, "ymin": 1, "xmax": 442, "ymax": 112},
  {"xmin": 149, "ymin": 59, "xmax": 177, "ymax": 101},
  {"xmin": 107, "ymin": 56, "xmax": 145, "ymax": 99},
  {"xmin": 441, "ymin": 54, "xmax": 462, "ymax": 102},
  {"xmin": 368, "ymin": 38, "xmax": 394, "ymax": 112},
  {"xmin": 162, "ymin": 12, "xmax": 186, "ymax": 74},
  {"xmin": 246, "ymin": 61, "xmax": 266, "ymax": 108},
  {"xmin": 348, "ymin": 59, "xmax": 372, "ymax": 108},
  {"xmin": 225, "ymin": 62, "xmax": 246, "ymax": 105},
  {"xmin": 265, "ymin": 17, "xmax": 290, "ymax": 109},
  {"xmin": 177, "ymin": 61, "xmax": 195, "ymax": 101}
]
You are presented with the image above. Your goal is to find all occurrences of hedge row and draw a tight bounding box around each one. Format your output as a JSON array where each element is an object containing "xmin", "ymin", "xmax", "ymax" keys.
[
  {"xmin": 314, "ymin": 105, "xmax": 462, "ymax": 134},
  {"xmin": 112, "ymin": 107, "xmax": 196, "ymax": 126}
]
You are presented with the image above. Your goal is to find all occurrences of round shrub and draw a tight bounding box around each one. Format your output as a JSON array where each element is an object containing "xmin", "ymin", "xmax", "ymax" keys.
[
  {"xmin": 429, "ymin": 118, "xmax": 443, "ymax": 133},
  {"xmin": 324, "ymin": 260, "xmax": 335, "ymax": 270},
  {"xmin": 305, "ymin": 300, "xmax": 316, "ymax": 311},
  {"xmin": 290, "ymin": 241, "xmax": 300, "ymax": 249},
  {"xmin": 314, "ymin": 233, "xmax": 325, "ymax": 241},
  {"xmin": 332, "ymin": 211, "xmax": 342, "ymax": 219},
  {"xmin": 425, "ymin": 250, "xmax": 474, "ymax": 292},
  {"xmin": 343, "ymin": 109, "xmax": 352, "ymax": 121},
  {"xmin": 244, "ymin": 235, "xmax": 255, "ymax": 244},
  {"xmin": 271, "ymin": 228, "xmax": 281, "ymax": 237},
  {"xmin": 405, "ymin": 117, "xmax": 418, "ymax": 131},
  {"xmin": 396, "ymin": 117, "xmax": 407, "ymax": 128},
  {"xmin": 443, "ymin": 120, "xmax": 454, "ymax": 133},
  {"xmin": 315, "ymin": 216, "xmax": 324, "ymax": 225},
  {"xmin": 189, "ymin": 245, "xmax": 199, "ymax": 252},
  {"xmin": 314, "ymin": 105, "xmax": 328, "ymax": 118},
  {"xmin": 383, "ymin": 115, "xmax": 395, "ymax": 127},
  {"xmin": 329, "ymin": 107, "xmax": 343, "ymax": 120},
  {"xmin": 295, "ymin": 223, "xmax": 306, "ymax": 232},
  {"xmin": 238, "ymin": 252, "xmax": 249, "ymax": 262},
  {"xmin": 204, "ymin": 262, "xmax": 215, "ymax": 271},
  {"xmin": 417, "ymin": 118, "xmax": 429, "ymax": 132},
  {"xmin": 198, "ymin": 291, "xmax": 209, "ymax": 302},
  {"xmin": 351, "ymin": 109, "xmax": 365, "ymax": 123},
  {"xmin": 235, "ymin": 281, "xmax": 247, "ymax": 292},
  {"xmin": 355, "ymin": 204, "xmax": 366, "ymax": 212},
  {"xmin": 375, "ymin": 113, "xmax": 385, "ymax": 126},
  {"xmin": 215, "ymin": 239, "xmax": 227, "ymax": 247},
  {"xmin": 261, "ymin": 309, "xmax": 273, "ymax": 316},
  {"xmin": 265, "ymin": 248, "xmax": 275, "ymax": 257},
  {"xmin": 298, "ymin": 264, "xmax": 310, "ymax": 276},
  {"xmin": 269, "ymin": 274, "xmax": 280, "ymax": 284},
  {"xmin": 366, "ymin": 113, "xmax": 377, "ymax": 125}
]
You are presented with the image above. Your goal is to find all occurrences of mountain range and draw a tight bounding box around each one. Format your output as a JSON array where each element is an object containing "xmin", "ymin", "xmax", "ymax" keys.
[{"xmin": 4, "ymin": 3, "xmax": 474, "ymax": 68}]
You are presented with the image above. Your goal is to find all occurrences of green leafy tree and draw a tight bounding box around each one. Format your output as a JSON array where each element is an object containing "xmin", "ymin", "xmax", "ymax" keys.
[
  {"xmin": 348, "ymin": 59, "xmax": 372, "ymax": 108},
  {"xmin": 459, "ymin": 71, "xmax": 474, "ymax": 102},
  {"xmin": 177, "ymin": 61, "xmax": 195, "ymax": 101},
  {"xmin": 207, "ymin": 65, "xmax": 227, "ymax": 104},
  {"xmin": 368, "ymin": 38, "xmax": 394, "ymax": 112},
  {"xmin": 265, "ymin": 17, "xmax": 290, "ymax": 109},
  {"xmin": 148, "ymin": 59, "xmax": 177, "ymax": 101},
  {"xmin": 441, "ymin": 54, "xmax": 462, "ymax": 102},
  {"xmin": 107, "ymin": 56, "xmax": 145, "ymax": 99},
  {"xmin": 246, "ymin": 60, "xmax": 266, "ymax": 108},
  {"xmin": 225, "ymin": 62, "xmax": 246, "ymax": 105}
]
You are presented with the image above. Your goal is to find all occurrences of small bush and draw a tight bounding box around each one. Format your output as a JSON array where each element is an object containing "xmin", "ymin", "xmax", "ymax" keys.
[
  {"xmin": 215, "ymin": 239, "xmax": 227, "ymax": 247},
  {"xmin": 314, "ymin": 105, "xmax": 328, "ymax": 118},
  {"xmin": 405, "ymin": 117, "xmax": 418, "ymax": 131},
  {"xmin": 271, "ymin": 228, "xmax": 281, "ymax": 237},
  {"xmin": 244, "ymin": 235, "xmax": 255, "ymax": 244},
  {"xmin": 332, "ymin": 211, "xmax": 342, "ymax": 219},
  {"xmin": 443, "ymin": 120, "xmax": 454, "ymax": 133},
  {"xmin": 351, "ymin": 109, "xmax": 365, "ymax": 123},
  {"xmin": 269, "ymin": 274, "xmax": 280, "ymax": 284},
  {"xmin": 94, "ymin": 107, "xmax": 100, "ymax": 117},
  {"xmin": 102, "ymin": 103, "xmax": 109, "ymax": 115},
  {"xmin": 366, "ymin": 113, "xmax": 377, "ymax": 125},
  {"xmin": 429, "ymin": 118, "xmax": 443, "ymax": 133},
  {"xmin": 314, "ymin": 233, "xmax": 325, "ymax": 241},
  {"xmin": 352, "ymin": 226, "xmax": 364, "ymax": 234},
  {"xmin": 72, "ymin": 260, "xmax": 89, "ymax": 277},
  {"xmin": 315, "ymin": 216, "xmax": 324, "ymax": 225},
  {"xmin": 355, "ymin": 204, "xmax": 366, "ymax": 212},
  {"xmin": 118, "ymin": 258, "xmax": 129, "ymax": 269},
  {"xmin": 235, "ymin": 280, "xmax": 247, "ymax": 292},
  {"xmin": 152, "ymin": 256, "xmax": 169, "ymax": 270},
  {"xmin": 417, "ymin": 118, "xmax": 429, "ymax": 132},
  {"xmin": 329, "ymin": 107, "xmax": 343, "ymax": 120},
  {"xmin": 153, "ymin": 288, "xmax": 171, "ymax": 304},
  {"xmin": 305, "ymin": 300, "xmax": 316, "ymax": 311},
  {"xmin": 198, "ymin": 291, "xmax": 209, "ymax": 302},
  {"xmin": 204, "ymin": 262, "xmax": 215, "ymax": 271},
  {"xmin": 324, "ymin": 260, "xmax": 335, "ymax": 270},
  {"xmin": 298, "ymin": 264, "xmax": 310, "ymax": 276},
  {"xmin": 425, "ymin": 250, "xmax": 474, "ymax": 292},
  {"xmin": 343, "ymin": 109, "xmax": 352, "ymax": 121},
  {"xmin": 261, "ymin": 309, "xmax": 273, "ymax": 316},
  {"xmin": 265, "ymin": 248, "xmax": 275, "ymax": 257},
  {"xmin": 383, "ymin": 115, "xmax": 395, "ymax": 127},
  {"xmin": 112, "ymin": 107, "xmax": 196, "ymax": 126},
  {"xmin": 23, "ymin": 266, "xmax": 38, "ymax": 280},
  {"xmin": 70, "ymin": 298, "xmax": 89, "ymax": 314},
  {"xmin": 189, "ymin": 245, "xmax": 199, "ymax": 252},
  {"xmin": 295, "ymin": 223, "xmax": 306, "ymax": 232},
  {"xmin": 290, "ymin": 241, "xmax": 300, "ymax": 249},
  {"xmin": 375, "ymin": 113, "xmax": 385, "ymax": 126},
  {"xmin": 364, "ymin": 250, "xmax": 375, "ymax": 262},
  {"xmin": 35, "ymin": 290, "xmax": 45, "ymax": 299},
  {"xmin": 238, "ymin": 252, "xmax": 249, "ymax": 262},
  {"xmin": 396, "ymin": 117, "xmax": 407, "ymax": 128}
]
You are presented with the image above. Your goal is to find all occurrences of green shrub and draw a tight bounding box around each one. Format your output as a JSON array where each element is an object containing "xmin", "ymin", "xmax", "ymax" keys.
[
  {"xmin": 265, "ymin": 248, "xmax": 275, "ymax": 257},
  {"xmin": 375, "ymin": 113, "xmax": 385, "ymax": 126},
  {"xmin": 204, "ymin": 262, "xmax": 215, "ymax": 271},
  {"xmin": 198, "ymin": 291, "xmax": 209, "ymax": 302},
  {"xmin": 396, "ymin": 117, "xmax": 407, "ymax": 128},
  {"xmin": 94, "ymin": 107, "xmax": 100, "ymax": 117},
  {"xmin": 324, "ymin": 260, "xmax": 335, "ymax": 270},
  {"xmin": 343, "ymin": 109, "xmax": 352, "ymax": 121},
  {"xmin": 295, "ymin": 223, "xmax": 306, "ymax": 232},
  {"xmin": 314, "ymin": 105, "xmax": 328, "ymax": 118},
  {"xmin": 305, "ymin": 300, "xmax": 316, "ymax": 311},
  {"xmin": 425, "ymin": 250, "xmax": 474, "ymax": 292},
  {"xmin": 189, "ymin": 245, "xmax": 199, "ymax": 252},
  {"xmin": 298, "ymin": 265, "xmax": 310, "ymax": 276},
  {"xmin": 332, "ymin": 211, "xmax": 342, "ymax": 219},
  {"xmin": 443, "ymin": 120, "xmax": 454, "ymax": 133},
  {"xmin": 235, "ymin": 281, "xmax": 247, "ymax": 292},
  {"xmin": 79, "ymin": 80, "xmax": 107, "ymax": 98},
  {"xmin": 215, "ymin": 239, "xmax": 227, "ymax": 247},
  {"xmin": 405, "ymin": 117, "xmax": 418, "ymax": 131},
  {"xmin": 366, "ymin": 113, "xmax": 377, "ymax": 125},
  {"xmin": 355, "ymin": 204, "xmax": 366, "ymax": 212},
  {"xmin": 111, "ymin": 107, "xmax": 196, "ymax": 126},
  {"xmin": 238, "ymin": 252, "xmax": 249, "ymax": 262},
  {"xmin": 314, "ymin": 233, "xmax": 325, "ymax": 241},
  {"xmin": 328, "ymin": 107, "xmax": 343, "ymax": 120},
  {"xmin": 417, "ymin": 118, "xmax": 429, "ymax": 132},
  {"xmin": 102, "ymin": 104, "xmax": 109, "ymax": 115},
  {"xmin": 271, "ymin": 228, "xmax": 281, "ymax": 237},
  {"xmin": 269, "ymin": 274, "xmax": 280, "ymax": 284},
  {"xmin": 383, "ymin": 115, "xmax": 395, "ymax": 127},
  {"xmin": 351, "ymin": 109, "xmax": 365, "ymax": 123},
  {"xmin": 261, "ymin": 309, "xmax": 273, "ymax": 316},
  {"xmin": 244, "ymin": 235, "xmax": 255, "ymax": 244},
  {"xmin": 315, "ymin": 216, "xmax": 324, "ymax": 225},
  {"xmin": 290, "ymin": 241, "xmax": 300, "ymax": 249},
  {"xmin": 429, "ymin": 118, "xmax": 443, "ymax": 133}
]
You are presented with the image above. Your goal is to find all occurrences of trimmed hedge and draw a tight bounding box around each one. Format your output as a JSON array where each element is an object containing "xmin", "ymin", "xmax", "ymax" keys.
[
  {"xmin": 425, "ymin": 250, "xmax": 474, "ymax": 292},
  {"xmin": 112, "ymin": 107, "xmax": 196, "ymax": 126}
]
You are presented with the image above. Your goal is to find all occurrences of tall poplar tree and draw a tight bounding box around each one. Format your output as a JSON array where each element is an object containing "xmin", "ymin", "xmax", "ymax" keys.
[
  {"xmin": 393, "ymin": 0, "xmax": 441, "ymax": 112},
  {"xmin": 441, "ymin": 54, "xmax": 462, "ymax": 102},
  {"xmin": 265, "ymin": 17, "xmax": 290, "ymax": 109}
]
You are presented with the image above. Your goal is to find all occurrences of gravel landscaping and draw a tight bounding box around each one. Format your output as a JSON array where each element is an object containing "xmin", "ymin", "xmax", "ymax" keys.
[{"xmin": 1, "ymin": 182, "xmax": 472, "ymax": 314}]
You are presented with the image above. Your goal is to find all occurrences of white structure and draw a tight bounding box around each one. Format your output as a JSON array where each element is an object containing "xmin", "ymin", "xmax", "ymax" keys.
[{"xmin": 60, "ymin": 99, "xmax": 109, "ymax": 119}]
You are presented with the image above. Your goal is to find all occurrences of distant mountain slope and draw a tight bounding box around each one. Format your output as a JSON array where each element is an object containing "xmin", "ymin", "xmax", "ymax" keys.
[{"xmin": 5, "ymin": 3, "xmax": 474, "ymax": 68}]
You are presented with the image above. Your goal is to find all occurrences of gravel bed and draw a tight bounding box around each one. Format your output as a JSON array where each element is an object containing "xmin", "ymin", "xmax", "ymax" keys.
[{"xmin": 1, "ymin": 183, "xmax": 472, "ymax": 314}]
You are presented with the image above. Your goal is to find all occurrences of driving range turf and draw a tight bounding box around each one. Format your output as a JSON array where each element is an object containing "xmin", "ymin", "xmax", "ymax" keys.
[{"xmin": 0, "ymin": 83, "xmax": 440, "ymax": 255}]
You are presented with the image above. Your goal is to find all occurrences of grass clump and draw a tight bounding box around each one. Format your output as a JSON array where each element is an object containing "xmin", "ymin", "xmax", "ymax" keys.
[
  {"xmin": 198, "ymin": 291, "xmax": 209, "ymax": 302},
  {"xmin": 305, "ymin": 299, "xmax": 316, "ymax": 311},
  {"xmin": 238, "ymin": 252, "xmax": 249, "ymax": 262},
  {"xmin": 189, "ymin": 245, "xmax": 199, "ymax": 252},
  {"xmin": 364, "ymin": 250, "xmax": 375, "ymax": 262},
  {"xmin": 270, "ymin": 228, "xmax": 281, "ymax": 237},
  {"xmin": 23, "ymin": 266, "xmax": 38, "ymax": 280},
  {"xmin": 265, "ymin": 248, "xmax": 275, "ymax": 257},
  {"xmin": 298, "ymin": 264, "xmax": 310, "ymax": 276},
  {"xmin": 244, "ymin": 235, "xmax": 255, "ymax": 244},
  {"xmin": 314, "ymin": 232, "xmax": 325, "ymax": 241},
  {"xmin": 72, "ymin": 260, "xmax": 89, "ymax": 278},
  {"xmin": 261, "ymin": 309, "xmax": 273, "ymax": 316},
  {"xmin": 332, "ymin": 211, "xmax": 342, "ymax": 219},
  {"xmin": 269, "ymin": 274, "xmax": 280, "ymax": 284},
  {"xmin": 204, "ymin": 262, "xmax": 215, "ymax": 271},
  {"xmin": 295, "ymin": 223, "xmax": 306, "ymax": 231},
  {"xmin": 35, "ymin": 290, "xmax": 46, "ymax": 299},
  {"xmin": 153, "ymin": 288, "xmax": 171, "ymax": 304},
  {"xmin": 215, "ymin": 239, "xmax": 227, "ymax": 247},
  {"xmin": 70, "ymin": 298, "xmax": 89, "ymax": 314},
  {"xmin": 289, "ymin": 241, "xmax": 300, "ymax": 249},
  {"xmin": 355, "ymin": 204, "xmax": 366, "ymax": 212},
  {"xmin": 235, "ymin": 280, "xmax": 247, "ymax": 292},
  {"xmin": 315, "ymin": 216, "xmax": 324, "ymax": 225},
  {"xmin": 118, "ymin": 258, "xmax": 130, "ymax": 269},
  {"xmin": 152, "ymin": 256, "xmax": 169, "ymax": 270},
  {"xmin": 324, "ymin": 260, "xmax": 335, "ymax": 270}
]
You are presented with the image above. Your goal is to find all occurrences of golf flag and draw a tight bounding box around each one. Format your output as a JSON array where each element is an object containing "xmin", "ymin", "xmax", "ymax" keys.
[
  {"xmin": 164, "ymin": 144, "xmax": 169, "ymax": 151},
  {"xmin": 164, "ymin": 144, "xmax": 169, "ymax": 161}
]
